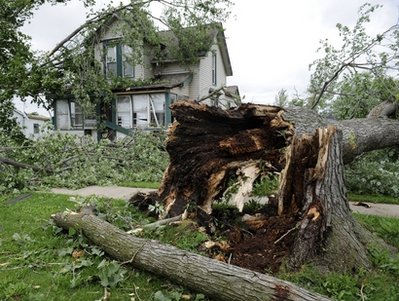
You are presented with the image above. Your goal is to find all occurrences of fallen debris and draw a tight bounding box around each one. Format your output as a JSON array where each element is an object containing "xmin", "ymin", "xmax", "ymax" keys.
[{"xmin": 51, "ymin": 210, "xmax": 331, "ymax": 301}]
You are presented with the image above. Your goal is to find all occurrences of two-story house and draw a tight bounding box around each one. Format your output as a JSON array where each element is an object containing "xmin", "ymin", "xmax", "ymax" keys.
[{"xmin": 53, "ymin": 16, "xmax": 237, "ymax": 140}]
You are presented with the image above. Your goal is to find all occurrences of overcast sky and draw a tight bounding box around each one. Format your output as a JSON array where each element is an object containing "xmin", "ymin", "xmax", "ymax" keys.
[{"xmin": 17, "ymin": 0, "xmax": 399, "ymax": 114}]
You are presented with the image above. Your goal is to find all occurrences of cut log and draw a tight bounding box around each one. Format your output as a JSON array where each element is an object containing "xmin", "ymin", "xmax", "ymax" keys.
[{"xmin": 51, "ymin": 211, "xmax": 331, "ymax": 301}]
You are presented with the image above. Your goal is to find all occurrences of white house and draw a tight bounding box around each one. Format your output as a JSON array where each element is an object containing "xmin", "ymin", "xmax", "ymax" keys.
[
  {"xmin": 53, "ymin": 18, "xmax": 238, "ymax": 140},
  {"xmin": 13, "ymin": 109, "xmax": 51, "ymax": 139}
]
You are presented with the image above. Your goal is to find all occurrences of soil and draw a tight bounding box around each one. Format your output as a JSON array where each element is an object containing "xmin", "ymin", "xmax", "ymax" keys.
[
  {"xmin": 210, "ymin": 204, "xmax": 299, "ymax": 274},
  {"xmin": 227, "ymin": 215, "xmax": 297, "ymax": 273}
]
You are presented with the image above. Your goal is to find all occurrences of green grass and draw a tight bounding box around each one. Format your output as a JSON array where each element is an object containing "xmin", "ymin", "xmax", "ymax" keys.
[
  {"xmin": 279, "ymin": 211, "xmax": 399, "ymax": 301},
  {"xmin": 354, "ymin": 213, "xmax": 399, "ymax": 248},
  {"xmin": 280, "ymin": 264, "xmax": 399, "ymax": 301},
  {"xmin": 1, "ymin": 191, "xmax": 398, "ymax": 301},
  {"xmin": 0, "ymin": 193, "xmax": 207, "ymax": 301},
  {"xmin": 348, "ymin": 193, "xmax": 399, "ymax": 205}
]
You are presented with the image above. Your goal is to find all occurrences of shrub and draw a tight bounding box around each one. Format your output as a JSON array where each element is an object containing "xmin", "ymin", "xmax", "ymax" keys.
[
  {"xmin": 0, "ymin": 129, "xmax": 168, "ymax": 193},
  {"xmin": 345, "ymin": 148, "xmax": 399, "ymax": 197}
]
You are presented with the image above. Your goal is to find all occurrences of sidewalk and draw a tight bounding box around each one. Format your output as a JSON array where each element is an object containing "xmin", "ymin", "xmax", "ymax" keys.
[
  {"xmin": 349, "ymin": 202, "xmax": 399, "ymax": 218},
  {"xmin": 50, "ymin": 186, "xmax": 399, "ymax": 218}
]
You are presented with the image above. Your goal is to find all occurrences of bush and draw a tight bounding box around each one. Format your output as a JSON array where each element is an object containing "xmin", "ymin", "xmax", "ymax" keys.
[
  {"xmin": 0, "ymin": 129, "xmax": 168, "ymax": 193},
  {"xmin": 345, "ymin": 148, "xmax": 399, "ymax": 197}
]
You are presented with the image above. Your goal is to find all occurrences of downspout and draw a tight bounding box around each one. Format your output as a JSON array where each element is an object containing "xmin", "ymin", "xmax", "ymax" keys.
[
  {"xmin": 165, "ymin": 92, "xmax": 172, "ymax": 127},
  {"xmin": 52, "ymin": 100, "xmax": 57, "ymax": 130}
]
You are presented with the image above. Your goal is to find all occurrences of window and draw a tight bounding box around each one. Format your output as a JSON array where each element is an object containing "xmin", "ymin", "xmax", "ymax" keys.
[
  {"xmin": 104, "ymin": 42, "xmax": 134, "ymax": 78},
  {"xmin": 33, "ymin": 123, "xmax": 39, "ymax": 134},
  {"xmin": 70, "ymin": 101, "xmax": 95, "ymax": 128},
  {"xmin": 149, "ymin": 95, "xmax": 165, "ymax": 128},
  {"xmin": 70, "ymin": 101, "xmax": 83, "ymax": 127},
  {"xmin": 122, "ymin": 45, "xmax": 134, "ymax": 78},
  {"xmin": 116, "ymin": 95, "xmax": 166, "ymax": 129},
  {"xmin": 212, "ymin": 52, "xmax": 217, "ymax": 86},
  {"xmin": 116, "ymin": 96, "xmax": 132, "ymax": 128},
  {"xmin": 105, "ymin": 45, "xmax": 117, "ymax": 77}
]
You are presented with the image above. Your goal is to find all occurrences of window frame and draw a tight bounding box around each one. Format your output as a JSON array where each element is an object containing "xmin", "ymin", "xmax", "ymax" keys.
[
  {"xmin": 104, "ymin": 41, "xmax": 135, "ymax": 78},
  {"xmin": 211, "ymin": 51, "xmax": 217, "ymax": 86},
  {"xmin": 33, "ymin": 123, "xmax": 40, "ymax": 134}
]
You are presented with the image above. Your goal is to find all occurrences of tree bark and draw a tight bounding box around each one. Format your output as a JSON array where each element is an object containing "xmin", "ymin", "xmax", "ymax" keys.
[
  {"xmin": 0, "ymin": 156, "xmax": 53, "ymax": 174},
  {"xmin": 277, "ymin": 127, "xmax": 370, "ymax": 271},
  {"xmin": 51, "ymin": 211, "xmax": 331, "ymax": 301}
]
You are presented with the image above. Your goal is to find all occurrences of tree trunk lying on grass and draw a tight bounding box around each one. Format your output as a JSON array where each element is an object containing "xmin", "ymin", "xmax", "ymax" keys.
[
  {"xmin": 131, "ymin": 101, "xmax": 398, "ymax": 273},
  {"xmin": 51, "ymin": 211, "xmax": 331, "ymax": 301}
]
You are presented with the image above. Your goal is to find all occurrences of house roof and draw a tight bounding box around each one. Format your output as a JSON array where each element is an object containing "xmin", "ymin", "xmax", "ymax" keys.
[
  {"xmin": 154, "ymin": 24, "xmax": 233, "ymax": 76},
  {"xmin": 27, "ymin": 113, "xmax": 51, "ymax": 121},
  {"xmin": 216, "ymin": 29, "xmax": 233, "ymax": 77},
  {"xmin": 13, "ymin": 109, "xmax": 50, "ymax": 121},
  {"xmin": 13, "ymin": 109, "xmax": 26, "ymax": 118}
]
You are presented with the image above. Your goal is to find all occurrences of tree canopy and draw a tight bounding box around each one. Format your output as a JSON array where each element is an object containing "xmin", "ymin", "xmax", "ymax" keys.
[{"xmin": 308, "ymin": 3, "xmax": 399, "ymax": 115}]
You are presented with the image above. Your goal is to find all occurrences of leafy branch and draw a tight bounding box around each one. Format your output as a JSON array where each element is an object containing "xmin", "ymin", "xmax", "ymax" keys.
[{"xmin": 309, "ymin": 3, "xmax": 399, "ymax": 109}]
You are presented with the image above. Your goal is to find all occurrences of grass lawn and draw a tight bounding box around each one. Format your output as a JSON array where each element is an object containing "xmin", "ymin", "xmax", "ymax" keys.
[
  {"xmin": 0, "ymin": 192, "xmax": 398, "ymax": 301},
  {"xmin": 348, "ymin": 193, "xmax": 399, "ymax": 205},
  {"xmin": 0, "ymin": 193, "xmax": 206, "ymax": 301},
  {"xmin": 280, "ymin": 214, "xmax": 399, "ymax": 301}
]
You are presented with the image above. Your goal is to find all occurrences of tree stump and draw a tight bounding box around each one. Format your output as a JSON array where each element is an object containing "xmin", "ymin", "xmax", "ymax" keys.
[{"xmin": 278, "ymin": 127, "xmax": 370, "ymax": 271}]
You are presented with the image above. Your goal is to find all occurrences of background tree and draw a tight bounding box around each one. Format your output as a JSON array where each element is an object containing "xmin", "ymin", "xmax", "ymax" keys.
[
  {"xmin": 0, "ymin": 0, "xmax": 95, "ymax": 141},
  {"xmin": 305, "ymin": 3, "xmax": 399, "ymax": 198},
  {"xmin": 331, "ymin": 73, "xmax": 399, "ymax": 119},
  {"xmin": 308, "ymin": 3, "xmax": 399, "ymax": 111},
  {"xmin": 0, "ymin": 0, "xmax": 233, "ymax": 142}
]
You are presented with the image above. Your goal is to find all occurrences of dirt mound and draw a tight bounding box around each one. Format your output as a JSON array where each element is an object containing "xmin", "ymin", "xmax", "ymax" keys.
[{"xmin": 227, "ymin": 215, "xmax": 297, "ymax": 273}]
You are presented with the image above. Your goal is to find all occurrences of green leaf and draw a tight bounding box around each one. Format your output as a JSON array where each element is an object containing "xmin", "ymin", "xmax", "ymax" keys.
[
  {"xmin": 58, "ymin": 247, "xmax": 73, "ymax": 257},
  {"xmin": 154, "ymin": 291, "xmax": 172, "ymax": 301},
  {"xmin": 68, "ymin": 227, "xmax": 77, "ymax": 237}
]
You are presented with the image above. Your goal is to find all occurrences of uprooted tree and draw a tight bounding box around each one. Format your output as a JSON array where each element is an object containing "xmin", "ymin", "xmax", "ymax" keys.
[
  {"xmin": 131, "ymin": 100, "xmax": 399, "ymax": 272},
  {"xmin": 53, "ymin": 100, "xmax": 398, "ymax": 300}
]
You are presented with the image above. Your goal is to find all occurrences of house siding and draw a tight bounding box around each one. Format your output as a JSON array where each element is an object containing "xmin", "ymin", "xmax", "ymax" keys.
[
  {"xmin": 158, "ymin": 62, "xmax": 189, "ymax": 75},
  {"xmin": 13, "ymin": 110, "xmax": 50, "ymax": 139},
  {"xmin": 196, "ymin": 42, "xmax": 227, "ymax": 101},
  {"xmin": 142, "ymin": 47, "xmax": 154, "ymax": 79}
]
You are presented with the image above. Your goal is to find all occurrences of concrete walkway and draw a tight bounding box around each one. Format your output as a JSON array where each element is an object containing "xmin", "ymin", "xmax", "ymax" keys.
[
  {"xmin": 50, "ymin": 186, "xmax": 399, "ymax": 218},
  {"xmin": 349, "ymin": 202, "xmax": 399, "ymax": 218}
]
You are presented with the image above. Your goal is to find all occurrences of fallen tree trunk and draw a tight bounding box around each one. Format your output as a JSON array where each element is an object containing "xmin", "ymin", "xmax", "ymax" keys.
[{"xmin": 51, "ymin": 211, "xmax": 331, "ymax": 301}]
